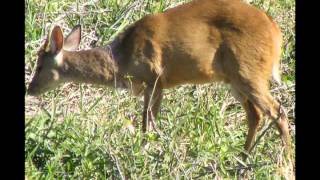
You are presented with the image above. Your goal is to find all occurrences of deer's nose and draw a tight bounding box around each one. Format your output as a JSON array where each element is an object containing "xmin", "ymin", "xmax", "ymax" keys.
[
  {"xmin": 27, "ymin": 83, "xmax": 38, "ymax": 96},
  {"xmin": 26, "ymin": 86, "xmax": 34, "ymax": 96}
]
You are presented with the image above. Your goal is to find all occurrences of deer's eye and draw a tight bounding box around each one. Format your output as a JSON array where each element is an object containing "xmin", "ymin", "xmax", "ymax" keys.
[{"xmin": 37, "ymin": 66, "xmax": 43, "ymax": 72}]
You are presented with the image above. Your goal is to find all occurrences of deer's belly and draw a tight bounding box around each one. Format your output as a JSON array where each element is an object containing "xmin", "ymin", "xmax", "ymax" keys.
[{"xmin": 161, "ymin": 61, "xmax": 226, "ymax": 88}]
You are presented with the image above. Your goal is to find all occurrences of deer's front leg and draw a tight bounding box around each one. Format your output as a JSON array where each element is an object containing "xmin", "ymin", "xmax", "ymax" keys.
[{"xmin": 142, "ymin": 86, "xmax": 163, "ymax": 132}]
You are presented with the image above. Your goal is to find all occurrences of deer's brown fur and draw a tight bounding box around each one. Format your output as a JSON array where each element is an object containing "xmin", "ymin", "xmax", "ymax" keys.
[{"xmin": 27, "ymin": 0, "xmax": 291, "ymax": 160}]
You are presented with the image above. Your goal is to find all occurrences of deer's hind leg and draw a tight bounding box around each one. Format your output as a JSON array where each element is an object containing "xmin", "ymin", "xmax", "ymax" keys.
[
  {"xmin": 231, "ymin": 88, "xmax": 263, "ymax": 158},
  {"xmin": 231, "ymin": 78, "xmax": 292, "ymax": 158}
]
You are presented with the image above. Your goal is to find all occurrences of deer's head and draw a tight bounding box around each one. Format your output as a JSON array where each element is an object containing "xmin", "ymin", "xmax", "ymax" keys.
[{"xmin": 27, "ymin": 25, "xmax": 81, "ymax": 96}]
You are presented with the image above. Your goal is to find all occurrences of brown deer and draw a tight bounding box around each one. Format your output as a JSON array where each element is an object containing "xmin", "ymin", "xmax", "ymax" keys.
[{"xmin": 27, "ymin": 0, "xmax": 292, "ymax": 159}]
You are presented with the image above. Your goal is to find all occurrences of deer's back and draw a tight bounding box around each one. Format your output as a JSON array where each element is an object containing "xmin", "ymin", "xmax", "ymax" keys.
[{"xmin": 116, "ymin": 0, "xmax": 282, "ymax": 88}]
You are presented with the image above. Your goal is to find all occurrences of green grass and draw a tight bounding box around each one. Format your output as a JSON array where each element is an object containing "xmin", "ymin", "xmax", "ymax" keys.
[{"xmin": 25, "ymin": 0, "xmax": 295, "ymax": 179}]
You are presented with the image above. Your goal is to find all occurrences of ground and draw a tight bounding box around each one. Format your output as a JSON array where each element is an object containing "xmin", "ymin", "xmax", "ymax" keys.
[{"xmin": 25, "ymin": 0, "xmax": 295, "ymax": 179}]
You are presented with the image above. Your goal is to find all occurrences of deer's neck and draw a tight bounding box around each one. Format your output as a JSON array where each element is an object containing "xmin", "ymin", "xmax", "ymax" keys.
[{"xmin": 61, "ymin": 47, "xmax": 124, "ymax": 87}]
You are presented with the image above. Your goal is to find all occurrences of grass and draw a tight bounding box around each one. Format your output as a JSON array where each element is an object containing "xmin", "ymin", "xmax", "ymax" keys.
[{"xmin": 25, "ymin": 0, "xmax": 295, "ymax": 179}]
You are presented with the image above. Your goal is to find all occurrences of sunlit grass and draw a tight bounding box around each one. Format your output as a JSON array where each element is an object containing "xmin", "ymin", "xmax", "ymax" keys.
[{"xmin": 25, "ymin": 0, "xmax": 295, "ymax": 179}]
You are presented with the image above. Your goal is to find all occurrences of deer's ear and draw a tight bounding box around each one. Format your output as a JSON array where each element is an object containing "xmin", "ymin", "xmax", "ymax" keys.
[
  {"xmin": 63, "ymin": 25, "xmax": 81, "ymax": 51},
  {"xmin": 45, "ymin": 26, "xmax": 64, "ymax": 54}
]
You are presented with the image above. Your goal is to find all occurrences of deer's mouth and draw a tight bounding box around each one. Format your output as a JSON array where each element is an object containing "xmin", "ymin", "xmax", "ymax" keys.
[
  {"xmin": 27, "ymin": 86, "xmax": 41, "ymax": 96},
  {"xmin": 27, "ymin": 82, "xmax": 46, "ymax": 96}
]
